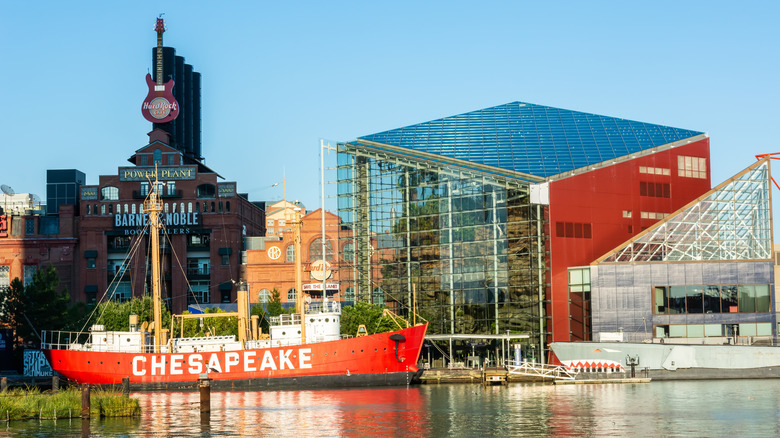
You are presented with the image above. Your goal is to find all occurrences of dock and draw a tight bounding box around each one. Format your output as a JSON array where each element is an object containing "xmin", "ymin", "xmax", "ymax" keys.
[
  {"xmin": 420, "ymin": 367, "xmax": 561, "ymax": 384},
  {"xmin": 0, "ymin": 372, "xmax": 61, "ymax": 390},
  {"xmin": 420, "ymin": 362, "xmax": 652, "ymax": 385},
  {"xmin": 482, "ymin": 369, "xmax": 508, "ymax": 385},
  {"xmin": 420, "ymin": 368, "xmax": 483, "ymax": 384}
]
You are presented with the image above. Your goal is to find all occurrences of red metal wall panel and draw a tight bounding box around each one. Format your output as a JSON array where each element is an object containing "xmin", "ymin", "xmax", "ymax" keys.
[{"xmin": 547, "ymin": 138, "xmax": 711, "ymax": 342}]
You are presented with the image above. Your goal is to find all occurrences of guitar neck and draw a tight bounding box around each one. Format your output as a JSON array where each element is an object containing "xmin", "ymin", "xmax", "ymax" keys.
[{"xmin": 156, "ymin": 33, "xmax": 164, "ymax": 87}]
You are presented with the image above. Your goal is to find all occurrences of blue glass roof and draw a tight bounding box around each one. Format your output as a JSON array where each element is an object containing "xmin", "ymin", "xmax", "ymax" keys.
[{"xmin": 358, "ymin": 102, "xmax": 704, "ymax": 178}]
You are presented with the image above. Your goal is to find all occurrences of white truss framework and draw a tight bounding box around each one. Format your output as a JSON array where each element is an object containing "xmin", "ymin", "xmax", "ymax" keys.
[
  {"xmin": 506, "ymin": 360, "xmax": 578, "ymax": 381},
  {"xmin": 603, "ymin": 161, "xmax": 772, "ymax": 263}
]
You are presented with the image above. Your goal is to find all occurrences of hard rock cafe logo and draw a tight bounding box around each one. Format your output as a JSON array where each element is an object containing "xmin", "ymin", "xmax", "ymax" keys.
[
  {"xmin": 310, "ymin": 260, "xmax": 332, "ymax": 281},
  {"xmin": 143, "ymin": 97, "xmax": 177, "ymax": 120},
  {"xmin": 268, "ymin": 246, "xmax": 282, "ymax": 260}
]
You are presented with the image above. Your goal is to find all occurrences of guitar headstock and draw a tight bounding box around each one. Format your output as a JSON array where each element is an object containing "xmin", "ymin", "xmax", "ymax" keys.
[{"xmin": 155, "ymin": 18, "xmax": 166, "ymax": 35}]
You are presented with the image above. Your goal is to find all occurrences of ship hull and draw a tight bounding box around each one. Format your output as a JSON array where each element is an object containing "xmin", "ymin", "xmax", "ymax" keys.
[
  {"xmin": 43, "ymin": 324, "xmax": 427, "ymax": 390},
  {"xmin": 551, "ymin": 341, "xmax": 780, "ymax": 380}
]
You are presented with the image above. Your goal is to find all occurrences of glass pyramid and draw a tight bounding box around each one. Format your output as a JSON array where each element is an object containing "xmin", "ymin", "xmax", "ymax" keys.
[
  {"xmin": 358, "ymin": 102, "xmax": 704, "ymax": 178},
  {"xmin": 601, "ymin": 160, "xmax": 772, "ymax": 263}
]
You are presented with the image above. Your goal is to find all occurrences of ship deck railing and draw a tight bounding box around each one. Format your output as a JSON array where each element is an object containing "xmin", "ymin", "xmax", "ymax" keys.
[
  {"xmin": 309, "ymin": 301, "xmax": 341, "ymax": 314},
  {"xmin": 505, "ymin": 360, "xmax": 579, "ymax": 381},
  {"xmin": 41, "ymin": 330, "xmax": 94, "ymax": 350},
  {"xmin": 270, "ymin": 314, "xmax": 302, "ymax": 326},
  {"xmin": 41, "ymin": 330, "xmax": 157, "ymax": 353}
]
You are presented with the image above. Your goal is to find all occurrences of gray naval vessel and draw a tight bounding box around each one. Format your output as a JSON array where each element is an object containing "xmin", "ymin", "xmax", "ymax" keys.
[{"xmin": 551, "ymin": 341, "xmax": 780, "ymax": 380}]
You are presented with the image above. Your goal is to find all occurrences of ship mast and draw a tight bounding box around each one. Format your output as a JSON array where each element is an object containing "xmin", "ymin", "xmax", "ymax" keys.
[{"xmin": 145, "ymin": 177, "xmax": 163, "ymax": 353}]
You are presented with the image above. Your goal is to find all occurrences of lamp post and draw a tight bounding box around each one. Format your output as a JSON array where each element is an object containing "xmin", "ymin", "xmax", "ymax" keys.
[
  {"xmin": 292, "ymin": 207, "xmax": 305, "ymax": 344},
  {"xmin": 320, "ymin": 140, "xmax": 337, "ymax": 309}
]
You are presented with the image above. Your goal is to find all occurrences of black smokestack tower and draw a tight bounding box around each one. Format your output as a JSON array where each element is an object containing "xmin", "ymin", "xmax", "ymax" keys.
[{"xmin": 151, "ymin": 45, "xmax": 202, "ymax": 161}]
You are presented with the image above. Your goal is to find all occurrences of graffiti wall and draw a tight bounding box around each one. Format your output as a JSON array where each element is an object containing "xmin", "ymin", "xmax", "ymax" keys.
[{"xmin": 23, "ymin": 350, "xmax": 52, "ymax": 377}]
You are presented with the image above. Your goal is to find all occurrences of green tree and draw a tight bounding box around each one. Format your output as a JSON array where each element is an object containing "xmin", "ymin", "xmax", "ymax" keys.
[
  {"xmin": 250, "ymin": 289, "xmax": 288, "ymax": 335},
  {"xmin": 95, "ymin": 296, "xmax": 171, "ymax": 332},
  {"xmin": 196, "ymin": 308, "xmax": 239, "ymax": 338},
  {"xmin": 175, "ymin": 307, "xmax": 246, "ymax": 338},
  {"xmin": 265, "ymin": 289, "xmax": 286, "ymax": 317},
  {"xmin": 340, "ymin": 302, "xmax": 402, "ymax": 337},
  {"xmin": 0, "ymin": 265, "xmax": 71, "ymax": 346}
]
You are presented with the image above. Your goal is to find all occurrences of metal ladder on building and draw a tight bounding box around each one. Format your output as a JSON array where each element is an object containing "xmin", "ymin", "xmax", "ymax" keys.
[{"xmin": 505, "ymin": 361, "xmax": 578, "ymax": 381}]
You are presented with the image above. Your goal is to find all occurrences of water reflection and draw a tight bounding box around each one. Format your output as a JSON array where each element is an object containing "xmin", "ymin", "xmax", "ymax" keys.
[
  {"xmin": 0, "ymin": 387, "xmax": 427, "ymax": 437},
  {"xmin": 2, "ymin": 381, "xmax": 780, "ymax": 437}
]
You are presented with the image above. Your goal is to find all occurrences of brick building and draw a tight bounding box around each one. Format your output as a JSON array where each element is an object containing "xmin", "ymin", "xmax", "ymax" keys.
[
  {"xmin": 0, "ymin": 204, "xmax": 77, "ymax": 294},
  {"xmin": 245, "ymin": 206, "xmax": 345, "ymax": 305},
  {"xmin": 76, "ymin": 129, "xmax": 265, "ymax": 313}
]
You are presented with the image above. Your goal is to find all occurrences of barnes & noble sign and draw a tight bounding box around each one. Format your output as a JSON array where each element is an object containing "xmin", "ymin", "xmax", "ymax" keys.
[{"xmin": 114, "ymin": 212, "xmax": 200, "ymax": 235}]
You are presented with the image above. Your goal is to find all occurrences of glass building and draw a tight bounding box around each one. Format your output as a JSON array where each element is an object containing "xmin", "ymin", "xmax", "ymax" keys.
[
  {"xmin": 589, "ymin": 159, "xmax": 775, "ymax": 342},
  {"xmin": 336, "ymin": 151, "xmax": 543, "ymax": 337},
  {"xmin": 335, "ymin": 101, "xmax": 713, "ymax": 361}
]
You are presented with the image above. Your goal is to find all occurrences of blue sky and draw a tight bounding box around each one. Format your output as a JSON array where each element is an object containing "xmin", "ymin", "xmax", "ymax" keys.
[{"xmin": 2, "ymin": 2, "xmax": 779, "ymax": 237}]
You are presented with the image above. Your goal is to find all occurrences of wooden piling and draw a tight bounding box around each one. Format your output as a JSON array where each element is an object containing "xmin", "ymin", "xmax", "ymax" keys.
[
  {"xmin": 199, "ymin": 374, "xmax": 211, "ymax": 413},
  {"xmin": 199, "ymin": 373, "xmax": 211, "ymax": 424},
  {"xmin": 52, "ymin": 376, "xmax": 60, "ymax": 393},
  {"xmin": 81, "ymin": 417, "xmax": 90, "ymax": 437},
  {"xmin": 80, "ymin": 383, "xmax": 90, "ymax": 419},
  {"xmin": 1, "ymin": 377, "xmax": 6, "ymax": 392},
  {"xmin": 121, "ymin": 377, "xmax": 130, "ymax": 396}
]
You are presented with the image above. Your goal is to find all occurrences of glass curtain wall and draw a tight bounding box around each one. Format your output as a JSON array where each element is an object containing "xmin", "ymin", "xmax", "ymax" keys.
[
  {"xmin": 604, "ymin": 160, "xmax": 772, "ymax": 263},
  {"xmin": 336, "ymin": 144, "xmax": 546, "ymax": 348}
]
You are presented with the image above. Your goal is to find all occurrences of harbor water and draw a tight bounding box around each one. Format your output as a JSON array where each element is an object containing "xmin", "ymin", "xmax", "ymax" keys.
[{"xmin": 2, "ymin": 379, "xmax": 779, "ymax": 437}]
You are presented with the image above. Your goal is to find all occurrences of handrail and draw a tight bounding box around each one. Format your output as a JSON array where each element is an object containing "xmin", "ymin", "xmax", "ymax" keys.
[
  {"xmin": 505, "ymin": 360, "xmax": 579, "ymax": 381},
  {"xmin": 41, "ymin": 329, "xmax": 156, "ymax": 353}
]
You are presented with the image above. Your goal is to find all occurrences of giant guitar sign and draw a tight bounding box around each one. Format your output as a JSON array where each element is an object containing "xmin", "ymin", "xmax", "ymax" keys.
[{"xmin": 141, "ymin": 18, "xmax": 179, "ymax": 123}]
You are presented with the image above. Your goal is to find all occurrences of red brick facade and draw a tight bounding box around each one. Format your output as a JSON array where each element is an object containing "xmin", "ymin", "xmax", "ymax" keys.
[
  {"xmin": 0, "ymin": 205, "xmax": 77, "ymax": 294},
  {"xmin": 75, "ymin": 132, "xmax": 266, "ymax": 313},
  {"xmin": 245, "ymin": 208, "xmax": 345, "ymax": 304}
]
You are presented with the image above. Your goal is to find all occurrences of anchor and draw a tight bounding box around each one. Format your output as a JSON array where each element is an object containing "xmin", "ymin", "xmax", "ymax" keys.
[{"xmin": 389, "ymin": 334, "xmax": 406, "ymax": 363}]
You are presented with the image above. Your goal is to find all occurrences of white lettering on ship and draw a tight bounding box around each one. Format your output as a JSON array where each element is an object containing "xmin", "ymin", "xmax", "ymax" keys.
[
  {"xmin": 132, "ymin": 356, "xmax": 146, "ymax": 376},
  {"xmin": 130, "ymin": 349, "xmax": 313, "ymax": 377},
  {"xmin": 188, "ymin": 354, "xmax": 204, "ymax": 374}
]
